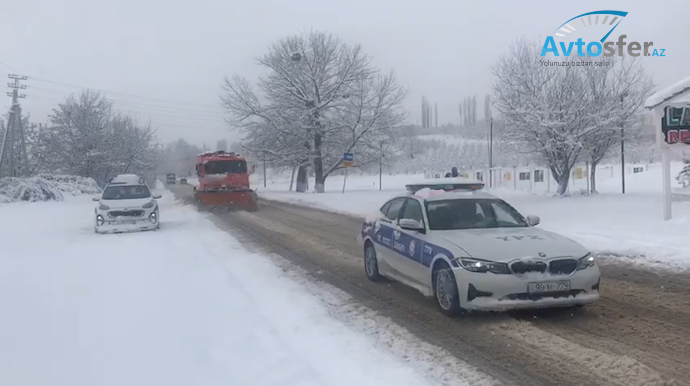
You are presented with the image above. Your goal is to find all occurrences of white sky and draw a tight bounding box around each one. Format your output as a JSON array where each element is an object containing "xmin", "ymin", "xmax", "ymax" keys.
[{"xmin": 1, "ymin": 0, "xmax": 687, "ymax": 147}]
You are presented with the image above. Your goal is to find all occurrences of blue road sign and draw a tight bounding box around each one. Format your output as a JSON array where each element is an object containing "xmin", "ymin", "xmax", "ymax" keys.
[{"xmin": 342, "ymin": 153, "xmax": 354, "ymax": 167}]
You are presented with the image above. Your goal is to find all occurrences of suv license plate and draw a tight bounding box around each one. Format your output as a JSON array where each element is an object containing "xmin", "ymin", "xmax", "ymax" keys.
[
  {"xmin": 527, "ymin": 280, "xmax": 571, "ymax": 294},
  {"xmin": 118, "ymin": 219, "xmax": 136, "ymax": 225}
]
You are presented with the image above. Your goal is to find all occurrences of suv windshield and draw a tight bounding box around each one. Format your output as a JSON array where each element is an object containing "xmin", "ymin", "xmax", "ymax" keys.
[
  {"xmin": 204, "ymin": 161, "xmax": 247, "ymax": 174},
  {"xmin": 425, "ymin": 199, "xmax": 529, "ymax": 230},
  {"xmin": 102, "ymin": 185, "xmax": 151, "ymax": 200}
]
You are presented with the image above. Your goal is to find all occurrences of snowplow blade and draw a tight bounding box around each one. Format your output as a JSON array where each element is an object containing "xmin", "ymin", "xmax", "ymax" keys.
[{"xmin": 194, "ymin": 189, "xmax": 258, "ymax": 211}]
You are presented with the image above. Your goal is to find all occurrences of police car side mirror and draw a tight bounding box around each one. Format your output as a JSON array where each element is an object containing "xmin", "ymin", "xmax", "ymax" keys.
[
  {"xmin": 526, "ymin": 215, "xmax": 540, "ymax": 226},
  {"xmin": 92, "ymin": 196, "xmax": 100, "ymax": 202},
  {"xmin": 152, "ymin": 194, "xmax": 162, "ymax": 199},
  {"xmin": 399, "ymin": 218, "xmax": 425, "ymax": 232}
]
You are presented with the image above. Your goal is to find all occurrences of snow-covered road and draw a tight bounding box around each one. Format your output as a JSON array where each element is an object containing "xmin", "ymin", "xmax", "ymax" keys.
[{"xmin": 0, "ymin": 190, "xmax": 456, "ymax": 386}]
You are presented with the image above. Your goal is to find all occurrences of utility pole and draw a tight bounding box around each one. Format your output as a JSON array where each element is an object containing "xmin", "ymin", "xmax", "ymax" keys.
[
  {"xmin": 263, "ymin": 152, "xmax": 267, "ymax": 188},
  {"xmin": 489, "ymin": 116, "xmax": 493, "ymax": 188},
  {"xmin": 620, "ymin": 94, "xmax": 626, "ymax": 194},
  {"xmin": 379, "ymin": 142, "xmax": 383, "ymax": 191},
  {"xmin": 0, "ymin": 74, "xmax": 29, "ymax": 177}
]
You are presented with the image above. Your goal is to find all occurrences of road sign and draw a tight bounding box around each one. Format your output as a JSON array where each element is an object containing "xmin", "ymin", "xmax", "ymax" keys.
[{"xmin": 342, "ymin": 152, "xmax": 354, "ymax": 167}]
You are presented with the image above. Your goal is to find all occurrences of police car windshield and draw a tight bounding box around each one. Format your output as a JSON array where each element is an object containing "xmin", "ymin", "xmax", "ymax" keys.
[
  {"xmin": 102, "ymin": 185, "xmax": 151, "ymax": 200},
  {"xmin": 425, "ymin": 199, "xmax": 529, "ymax": 230},
  {"xmin": 204, "ymin": 161, "xmax": 247, "ymax": 174}
]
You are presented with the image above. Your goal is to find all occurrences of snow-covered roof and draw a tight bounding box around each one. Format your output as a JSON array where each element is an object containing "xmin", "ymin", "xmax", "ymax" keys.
[
  {"xmin": 407, "ymin": 176, "xmax": 483, "ymax": 186},
  {"xmin": 645, "ymin": 77, "xmax": 690, "ymax": 109},
  {"xmin": 110, "ymin": 174, "xmax": 143, "ymax": 185},
  {"xmin": 416, "ymin": 189, "xmax": 496, "ymax": 201}
]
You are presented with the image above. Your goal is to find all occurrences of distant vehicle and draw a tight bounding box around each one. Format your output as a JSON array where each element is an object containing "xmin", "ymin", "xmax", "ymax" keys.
[
  {"xmin": 193, "ymin": 150, "xmax": 258, "ymax": 211},
  {"xmin": 166, "ymin": 174, "xmax": 176, "ymax": 184},
  {"xmin": 93, "ymin": 174, "xmax": 162, "ymax": 234},
  {"xmin": 356, "ymin": 179, "xmax": 600, "ymax": 316},
  {"xmin": 180, "ymin": 178, "xmax": 188, "ymax": 185}
]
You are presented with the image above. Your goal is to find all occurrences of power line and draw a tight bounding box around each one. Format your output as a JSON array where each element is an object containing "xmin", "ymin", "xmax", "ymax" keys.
[
  {"xmin": 27, "ymin": 85, "xmax": 227, "ymax": 118},
  {"xmin": 28, "ymin": 75, "xmax": 221, "ymax": 109},
  {"xmin": 27, "ymin": 94, "xmax": 231, "ymax": 133},
  {"xmin": 0, "ymin": 66, "xmax": 236, "ymax": 134}
]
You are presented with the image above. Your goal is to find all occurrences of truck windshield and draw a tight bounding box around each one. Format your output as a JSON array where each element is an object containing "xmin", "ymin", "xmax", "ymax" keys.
[
  {"xmin": 204, "ymin": 161, "xmax": 247, "ymax": 174},
  {"xmin": 102, "ymin": 185, "xmax": 151, "ymax": 200},
  {"xmin": 425, "ymin": 199, "xmax": 529, "ymax": 230}
]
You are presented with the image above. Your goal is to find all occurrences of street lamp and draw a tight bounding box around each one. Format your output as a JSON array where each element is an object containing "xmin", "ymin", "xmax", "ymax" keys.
[{"xmin": 620, "ymin": 93, "xmax": 627, "ymax": 194}]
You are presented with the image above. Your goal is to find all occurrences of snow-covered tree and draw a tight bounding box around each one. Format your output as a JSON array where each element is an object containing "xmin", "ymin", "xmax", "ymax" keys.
[
  {"xmin": 579, "ymin": 56, "xmax": 653, "ymax": 193},
  {"xmin": 221, "ymin": 30, "xmax": 407, "ymax": 193},
  {"xmin": 159, "ymin": 139, "xmax": 203, "ymax": 177},
  {"xmin": 37, "ymin": 91, "xmax": 160, "ymax": 185},
  {"xmin": 492, "ymin": 39, "xmax": 598, "ymax": 195},
  {"xmin": 48, "ymin": 91, "xmax": 114, "ymax": 179},
  {"xmin": 677, "ymin": 158, "xmax": 690, "ymax": 188}
]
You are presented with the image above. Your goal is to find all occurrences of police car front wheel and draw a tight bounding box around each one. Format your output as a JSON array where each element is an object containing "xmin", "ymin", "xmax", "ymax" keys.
[
  {"xmin": 433, "ymin": 262, "xmax": 463, "ymax": 317},
  {"xmin": 364, "ymin": 242, "xmax": 383, "ymax": 282}
]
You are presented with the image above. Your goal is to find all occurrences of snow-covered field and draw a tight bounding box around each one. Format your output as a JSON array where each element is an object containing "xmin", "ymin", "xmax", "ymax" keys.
[
  {"xmin": 256, "ymin": 163, "xmax": 690, "ymax": 271},
  {"xmin": 0, "ymin": 183, "xmax": 493, "ymax": 386}
]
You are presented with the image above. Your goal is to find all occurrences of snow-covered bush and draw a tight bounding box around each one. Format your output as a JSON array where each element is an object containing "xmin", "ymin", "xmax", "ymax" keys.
[
  {"xmin": 676, "ymin": 160, "xmax": 690, "ymax": 188},
  {"xmin": 0, "ymin": 174, "xmax": 102, "ymax": 203},
  {"xmin": 36, "ymin": 174, "xmax": 101, "ymax": 195},
  {"xmin": 0, "ymin": 177, "xmax": 64, "ymax": 203}
]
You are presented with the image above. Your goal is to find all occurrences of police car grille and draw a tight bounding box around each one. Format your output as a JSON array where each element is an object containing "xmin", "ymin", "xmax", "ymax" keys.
[
  {"xmin": 109, "ymin": 210, "xmax": 144, "ymax": 218},
  {"xmin": 510, "ymin": 261, "xmax": 547, "ymax": 274},
  {"xmin": 549, "ymin": 259, "xmax": 578, "ymax": 275}
]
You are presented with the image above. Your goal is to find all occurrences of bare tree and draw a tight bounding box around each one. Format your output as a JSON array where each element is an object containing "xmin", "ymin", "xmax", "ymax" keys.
[
  {"xmin": 492, "ymin": 39, "xmax": 597, "ymax": 195},
  {"xmin": 579, "ymin": 57, "xmax": 654, "ymax": 193},
  {"xmin": 222, "ymin": 30, "xmax": 407, "ymax": 193},
  {"xmin": 110, "ymin": 114, "xmax": 157, "ymax": 176}
]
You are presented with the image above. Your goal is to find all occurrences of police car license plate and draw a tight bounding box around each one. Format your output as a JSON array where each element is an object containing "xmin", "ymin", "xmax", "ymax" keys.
[
  {"xmin": 118, "ymin": 219, "xmax": 136, "ymax": 225},
  {"xmin": 527, "ymin": 280, "xmax": 570, "ymax": 293}
]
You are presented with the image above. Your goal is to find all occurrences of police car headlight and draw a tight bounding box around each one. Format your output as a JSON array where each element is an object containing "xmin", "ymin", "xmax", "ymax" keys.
[
  {"xmin": 149, "ymin": 212, "xmax": 157, "ymax": 223},
  {"xmin": 142, "ymin": 200, "xmax": 155, "ymax": 209},
  {"xmin": 98, "ymin": 204, "xmax": 110, "ymax": 210},
  {"xmin": 96, "ymin": 215, "xmax": 105, "ymax": 226},
  {"xmin": 459, "ymin": 258, "xmax": 510, "ymax": 274},
  {"xmin": 577, "ymin": 253, "xmax": 595, "ymax": 270}
]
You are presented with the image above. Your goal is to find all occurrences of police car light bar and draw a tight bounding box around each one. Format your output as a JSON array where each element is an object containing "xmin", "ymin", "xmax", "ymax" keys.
[{"xmin": 405, "ymin": 181, "xmax": 485, "ymax": 194}]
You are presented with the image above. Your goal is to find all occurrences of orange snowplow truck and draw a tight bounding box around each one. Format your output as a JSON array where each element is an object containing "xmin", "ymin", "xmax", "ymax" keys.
[{"xmin": 193, "ymin": 151, "xmax": 258, "ymax": 211}]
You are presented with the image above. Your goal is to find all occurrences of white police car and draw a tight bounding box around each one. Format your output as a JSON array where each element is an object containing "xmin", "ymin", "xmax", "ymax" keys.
[
  {"xmin": 93, "ymin": 174, "xmax": 162, "ymax": 234},
  {"xmin": 356, "ymin": 179, "xmax": 600, "ymax": 316}
]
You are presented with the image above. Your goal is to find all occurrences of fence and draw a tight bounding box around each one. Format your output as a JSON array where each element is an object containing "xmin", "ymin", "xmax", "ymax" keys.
[{"xmin": 425, "ymin": 163, "xmax": 651, "ymax": 194}]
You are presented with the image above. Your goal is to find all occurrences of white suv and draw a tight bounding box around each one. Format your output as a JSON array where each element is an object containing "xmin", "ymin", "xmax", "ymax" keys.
[{"xmin": 93, "ymin": 174, "xmax": 162, "ymax": 234}]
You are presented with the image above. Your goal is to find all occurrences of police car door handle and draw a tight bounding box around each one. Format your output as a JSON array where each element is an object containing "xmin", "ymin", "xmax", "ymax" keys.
[{"xmin": 380, "ymin": 218, "xmax": 392, "ymax": 224}]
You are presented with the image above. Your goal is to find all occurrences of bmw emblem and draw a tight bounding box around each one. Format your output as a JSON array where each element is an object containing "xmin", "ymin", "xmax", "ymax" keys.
[{"xmin": 538, "ymin": 252, "xmax": 546, "ymax": 257}]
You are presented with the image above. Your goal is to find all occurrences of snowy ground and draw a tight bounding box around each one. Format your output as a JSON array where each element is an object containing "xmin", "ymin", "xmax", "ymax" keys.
[
  {"xmin": 255, "ymin": 163, "xmax": 690, "ymax": 271},
  {"xmin": 0, "ymin": 184, "xmax": 494, "ymax": 386}
]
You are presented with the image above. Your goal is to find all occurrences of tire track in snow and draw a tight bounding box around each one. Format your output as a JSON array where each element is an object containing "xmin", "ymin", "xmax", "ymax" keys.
[{"xmin": 168, "ymin": 185, "xmax": 689, "ymax": 386}]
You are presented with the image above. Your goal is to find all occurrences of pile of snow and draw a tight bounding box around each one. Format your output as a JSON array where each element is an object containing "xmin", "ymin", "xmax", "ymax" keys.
[
  {"xmin": 0, "ymin": 177, "xmax": 64, "ymax": 203},
  {"xmin": 0, "ymin": 175, "xmax": 101, "ymax": 204},
  {"xmin": 37, "ymin": 174, "xmax": 101, "ymax": 195}
]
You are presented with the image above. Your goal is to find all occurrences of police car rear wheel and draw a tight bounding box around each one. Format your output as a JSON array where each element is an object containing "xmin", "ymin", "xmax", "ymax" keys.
[
  {"xmin": 434, "ymin": 263, "xmax": 463, "ymax": 317},
  {"xmin": 364, "ymin": 242, "xmax": 383, "ymax": 282}
]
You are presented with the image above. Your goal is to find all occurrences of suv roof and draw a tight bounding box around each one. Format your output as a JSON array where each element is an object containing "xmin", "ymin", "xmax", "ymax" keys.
[{"xmin": 109, "ymin": 174, "xmax": 145, "ymax": 185}]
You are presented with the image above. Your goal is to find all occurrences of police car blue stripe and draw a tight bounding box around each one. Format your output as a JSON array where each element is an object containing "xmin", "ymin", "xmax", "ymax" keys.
[{"xmin": 361, "ymin": 221, "xmax": 456, "ymax": 268}]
